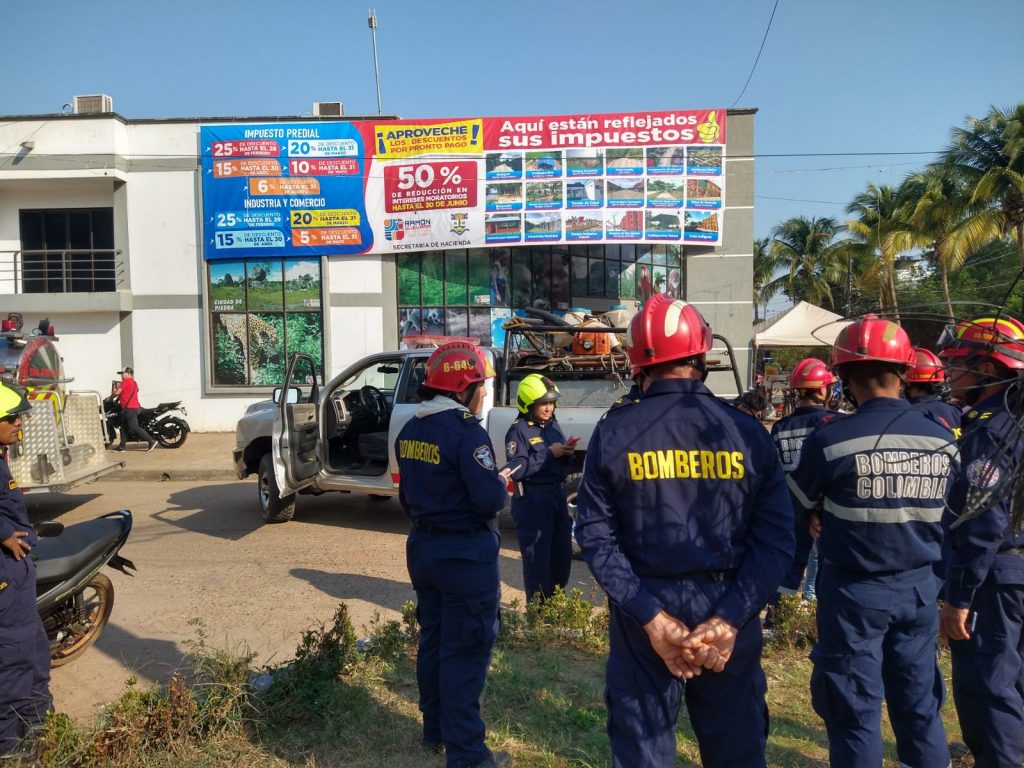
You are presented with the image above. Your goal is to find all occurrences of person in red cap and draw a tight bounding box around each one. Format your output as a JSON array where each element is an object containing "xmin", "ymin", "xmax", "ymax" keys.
[
  {"xmin": 575, "ymin": 295, "xmax": 794, "ymax": 767},
  {"xmin": 768, "ymin": 358, "xmax": 844, "ymax": 604},
  {"xmin": 787, "ymin": 314, "xmax": 957, "ymax": 768},
  {"xmin": 938, "ymin": 315, "xmax": 1024, "ymax": 768},
  {"xmin": 111, "ymin": 367, "xmax": 156, "ymax": 452},
  {"xmin": 395, "ymin": 342, "xmax": 510, "ymax": 768},
  {"xmin": 905, "ymin": 347, "xmax": 961, "ymax": 436}
]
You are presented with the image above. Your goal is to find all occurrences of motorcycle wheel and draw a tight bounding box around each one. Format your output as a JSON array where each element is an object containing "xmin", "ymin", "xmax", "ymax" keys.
[
  {"xmin": 48, "ymin": 572, "xmax": 114, "ymax": 667},
  {"xmin": 155, "ymin": 417, "xmax": 189, "ymax": 449}
]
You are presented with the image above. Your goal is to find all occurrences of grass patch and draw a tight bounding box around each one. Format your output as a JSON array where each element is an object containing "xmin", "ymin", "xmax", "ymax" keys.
[{"xmin": 20, "ymin": 593, "xmax": 973, "ymax": 767}]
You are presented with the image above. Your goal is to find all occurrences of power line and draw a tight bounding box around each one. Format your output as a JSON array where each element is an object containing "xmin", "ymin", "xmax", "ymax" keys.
[
  {"xmin": 730, "ymin": 0, "xmax": 780, "ymax": 109},
  {"xmin": 0, "ymin": 149, "xmax": 946, "ymax": 161},
  {"xmin": 756, "ymin": 195, "xmax": 845, "ymax": 205}
]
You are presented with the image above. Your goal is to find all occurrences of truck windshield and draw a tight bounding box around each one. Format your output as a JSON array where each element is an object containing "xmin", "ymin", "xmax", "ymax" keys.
[
  {"xmin": 509, "ymin": 377, "xmax": 630, "ymax": 408},
  {"xmin": 338, "ymin": 359, "xmax": 402, "ymax": 394}
]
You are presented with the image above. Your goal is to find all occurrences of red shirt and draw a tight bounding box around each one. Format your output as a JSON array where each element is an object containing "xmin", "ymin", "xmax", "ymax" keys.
[{"xmin": 118, "ymin": 378, "xmax": 141, "ymax": 409}]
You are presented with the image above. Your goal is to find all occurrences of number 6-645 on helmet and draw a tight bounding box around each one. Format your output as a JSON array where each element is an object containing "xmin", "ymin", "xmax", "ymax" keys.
[{"xmin": 423, "ymin": 342, "xmax": 495, "ymax": 393}]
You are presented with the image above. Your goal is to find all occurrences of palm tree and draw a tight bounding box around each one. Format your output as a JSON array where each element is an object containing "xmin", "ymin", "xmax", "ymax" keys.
[
  {"xmin": 843, "ymin": 184, "xmax": 906, "ymax": 318},
  {"xmin": 938, "ymin": 104, "xmax": 1024, "ymax": 269},
  {"xmin": 753, "ymin": 236, "xmax": 784, "ymax": 323},
  {"xmin": 770, "ymin": 216, "xmax": 844, "ymax": 310},
  {"xmin": 890, "ymin": 168, "xmax": 975, "ymax": 321}
]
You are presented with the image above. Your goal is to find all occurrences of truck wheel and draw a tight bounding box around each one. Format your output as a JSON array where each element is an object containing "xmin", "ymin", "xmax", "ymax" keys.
[
  {"xmin": 564, "ymin": 472, "xmax": 584, "ymax": 560},
  {"xmin": 258, "ymin": 454, "xmax": 295, "ymax": 523}
]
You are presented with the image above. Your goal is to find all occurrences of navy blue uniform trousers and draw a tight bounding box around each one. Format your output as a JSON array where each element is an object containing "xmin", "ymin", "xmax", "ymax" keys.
[
  {"xmin": 606, "ymin": 576, "xmax": 768, "ymax": 768},
  {"xmin": 811, "ymin": 563, "xmax": 947, "ymax": 768},
  {"xmin": 0, "ymin": 555, "xmax": 51, "ymax": 754},
  {"xmin": 949, "ymin": 576, "xmax": 1024, "ymax": 768},
  {"xmin": 406, "ymin": 528, "xmax": 500, "ymax": 768},
  {"xmin": 511, "ymin": 487, "xmax": 572, "ymax": 602}
]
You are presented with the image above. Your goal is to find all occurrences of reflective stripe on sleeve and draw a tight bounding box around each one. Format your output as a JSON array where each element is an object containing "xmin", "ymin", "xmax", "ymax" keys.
[{"xmin": 787, "ymin": 473, "xmax": 817, "ymax": 509}]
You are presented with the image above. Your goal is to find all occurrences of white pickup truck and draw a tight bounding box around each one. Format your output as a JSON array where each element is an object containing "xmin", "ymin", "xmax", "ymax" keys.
[{"xmin": 233, "ymin": 316, "xmax": 742, "ymax": 524}]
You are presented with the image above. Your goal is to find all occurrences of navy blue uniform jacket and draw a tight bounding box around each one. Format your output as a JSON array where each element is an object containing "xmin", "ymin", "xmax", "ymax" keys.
[
  {"xmin": 771, "ymin": 405, "xmax": 842, "ymax": 472},
  {"xmin": 503, "ymin": 415, "xmax": 567, "ymax": 485},
  {"xmin": 944, "ymin": 393, "xmax": 1024, "ymax": 608},
  {"xmin": 0, "ymin": 457, "xmax": 35, "ymax": 550},
  {"xmin": 575, "ymin": 378, "xmax": 795, "ymax": 628},
  {"xmin": 788, "ymin": 397, "xmax": 959, "ymax": 574},
  {"xmin": 908, "ymin": 394, "xmax": 962, "ymax": 437},
  {"xmin": 396, "ymin": 402, "xmax": 507, "ymax": 531}
]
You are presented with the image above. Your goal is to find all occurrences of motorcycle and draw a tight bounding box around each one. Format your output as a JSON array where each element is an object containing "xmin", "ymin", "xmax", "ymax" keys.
[
  {"xmin": 32, "ymin": 510, "xmax": 136, "ymax": 666},
  {"xmin": 104, "ymin": 397, "xmax": 190, "ymax": 449}
]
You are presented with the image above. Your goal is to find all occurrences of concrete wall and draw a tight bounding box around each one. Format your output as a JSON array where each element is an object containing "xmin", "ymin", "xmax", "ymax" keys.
[{"xmin": 686, "ymin": 109, "xmax": 754, "ymax": 397}]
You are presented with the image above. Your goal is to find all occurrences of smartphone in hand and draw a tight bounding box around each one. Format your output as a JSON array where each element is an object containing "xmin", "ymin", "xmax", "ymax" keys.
[{"xmin": 566, "ymin": 435, "xmax": 581, "ymax": 446}]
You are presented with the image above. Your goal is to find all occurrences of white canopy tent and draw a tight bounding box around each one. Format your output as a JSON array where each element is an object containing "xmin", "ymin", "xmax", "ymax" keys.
[{"xmin": 754, "ymin": 301, "xmax": 850, "ymax": 347}]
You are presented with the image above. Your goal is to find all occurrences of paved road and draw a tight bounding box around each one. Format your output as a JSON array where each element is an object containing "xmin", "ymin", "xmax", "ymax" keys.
[{"xmin": 28, "ymin": 478, "xmax": 598, "ymax": 722}]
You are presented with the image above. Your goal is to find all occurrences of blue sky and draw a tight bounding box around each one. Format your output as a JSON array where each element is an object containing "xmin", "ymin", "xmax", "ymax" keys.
[{"xmin": 2, "ymin": 0, "xmax": 1022, "ymax": 246}]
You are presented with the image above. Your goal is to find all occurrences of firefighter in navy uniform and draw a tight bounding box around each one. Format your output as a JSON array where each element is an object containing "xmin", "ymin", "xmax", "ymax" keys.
[
  {"xmin": 502, "ymin": 374, "xmax": 577, "ymax": 603},
  {"xmin": 906, "ymin": 346, "xmax": 962, "ymax": 436},
  {"xmin": 0, "ymin": 383, "xmax": 52, "ymax": 755},
  {"xmin": 938, "ymin": 316, "xmax": 1024, "ymax": 768},
  {"xmin": 770, "ymin": 358, "xmax": 842, "ymax": 602},
  {"xmin": 575, "ymin": 296, "xmax": 795, "ymax": 768},
  {"xmin": 395, "ymin": 342, "xmax": 511, "ymax": 768},
  {"xmin": 787, "ymin": 315, "xmax": 958, "ymax": 768}
]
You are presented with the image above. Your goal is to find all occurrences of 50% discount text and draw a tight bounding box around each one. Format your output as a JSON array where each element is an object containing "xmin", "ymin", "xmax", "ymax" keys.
[{"xmin": 384, "ymin": 161, "xmax": 477, "ymax": 212}]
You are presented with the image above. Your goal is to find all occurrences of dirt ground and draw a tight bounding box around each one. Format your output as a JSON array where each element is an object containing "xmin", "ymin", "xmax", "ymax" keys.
[{"xmin": 29, "ymin": 478, "xmax": 598, "ymax": 723}]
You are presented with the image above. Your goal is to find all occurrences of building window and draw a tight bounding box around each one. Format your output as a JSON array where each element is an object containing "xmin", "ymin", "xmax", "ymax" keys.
[
  {"xmin": 18, "ymin": 209, "xmax": 116, "ymax": 293},
  {"xmin": 208, "ymin": 259, "xmax": 323, "ymax": 387},
  {"xmin": 396, "ymin": 245, "xmax": 684, "ymax": 345}
]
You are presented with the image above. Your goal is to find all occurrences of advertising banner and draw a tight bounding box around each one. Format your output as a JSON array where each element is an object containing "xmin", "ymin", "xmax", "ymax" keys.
[{"xmin": 200, "ymin": 108, "xmax": 725, "ymax": 259}]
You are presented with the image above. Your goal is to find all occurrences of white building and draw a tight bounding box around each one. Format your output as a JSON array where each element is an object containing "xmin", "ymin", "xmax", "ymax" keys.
[
  {"xmin": 0, "ymin": 100, "xmax": 756, "ymax": 431},
  {"xmin": 0, "ymin": 104, "xmax": 396, "ymax": 431}
]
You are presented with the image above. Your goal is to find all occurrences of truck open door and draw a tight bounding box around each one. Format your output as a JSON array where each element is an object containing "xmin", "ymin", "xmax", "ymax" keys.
[{"xmin": 271, "ymin": 352, "xmax": 322, "ymax": 495}]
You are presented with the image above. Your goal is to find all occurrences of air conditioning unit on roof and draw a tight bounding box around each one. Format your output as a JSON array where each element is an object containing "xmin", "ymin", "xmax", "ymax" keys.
[
  {"xmin": 73, "ymin": 94, "xmax": 113, "ymax": 114},
  {"xmin": 313, "ymin": 101, "xmax": 344, "ymax": 117}
]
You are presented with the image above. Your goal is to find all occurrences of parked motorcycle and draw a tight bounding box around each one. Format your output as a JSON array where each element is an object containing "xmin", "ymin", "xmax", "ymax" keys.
[
  {"xmin": 32, "ymin": 510, "xmax": 136, "ymax": 666},
  {"xmin": 104, "ymin": 397, "xmax": 190, "ymax": 449}
]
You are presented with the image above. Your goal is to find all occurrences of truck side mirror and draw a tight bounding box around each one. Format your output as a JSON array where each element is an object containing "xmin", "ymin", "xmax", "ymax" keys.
[{"xmin": 273, "ymin": 386, "xmax": 301, "ymax": 405}]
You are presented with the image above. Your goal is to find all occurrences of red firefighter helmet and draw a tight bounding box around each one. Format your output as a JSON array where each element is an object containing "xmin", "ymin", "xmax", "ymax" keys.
[
  {"xmin": 907, "ymin": 347, "xmax": 945, "ymax": 383},
  {"xmin": 626, "ymin": 295, "xmax": 712, "ymax": 370},
  {"xmin": 831, "ymin": 314, "xmax": 914, "ymax": 368},
  {"xmin": 423, "ymin": 342, "xmax": 495, "ymax": 393},
  {"xmin": 938, "ymin": 316, "xmax": 1024, "ymax": 370},
  {"xmin": 790, "ymin": 358, "xmax": 835, "ymax": 390}
]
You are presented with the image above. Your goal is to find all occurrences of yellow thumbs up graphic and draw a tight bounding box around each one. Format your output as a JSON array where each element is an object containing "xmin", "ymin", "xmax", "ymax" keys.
[{"xmin": 697, "ymin": 111, "xmax": 720, "ymax": 144}]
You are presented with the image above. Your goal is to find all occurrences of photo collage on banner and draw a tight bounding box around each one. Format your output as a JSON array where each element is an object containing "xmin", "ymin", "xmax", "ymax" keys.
[{"xmin": 200, "ymin": 108, "xmax": 726, "ymax": 262}]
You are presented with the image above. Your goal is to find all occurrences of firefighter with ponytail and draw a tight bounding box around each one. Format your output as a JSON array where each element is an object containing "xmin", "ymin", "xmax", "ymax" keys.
[
  {"xmin": 0, "ymin": 383, "xmax": 52, "ymax": 755},
  {"xmin": 575, "ymin": 295, "xmax": 794, "ymax": 767},
  {"xmin": 501, "ymin": 373, "xmax": 579, "ymax": 604},
  {"xmin": 787, "ymin": 315, "xmax": 957, "ymax": 768},
  {"xmin": 938, "ymin": 315, "xmax": 1024, "ymax": 768},
  {"xmin": 395, "ymin": 342, "xmax": 510, "ymax": 768}
]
